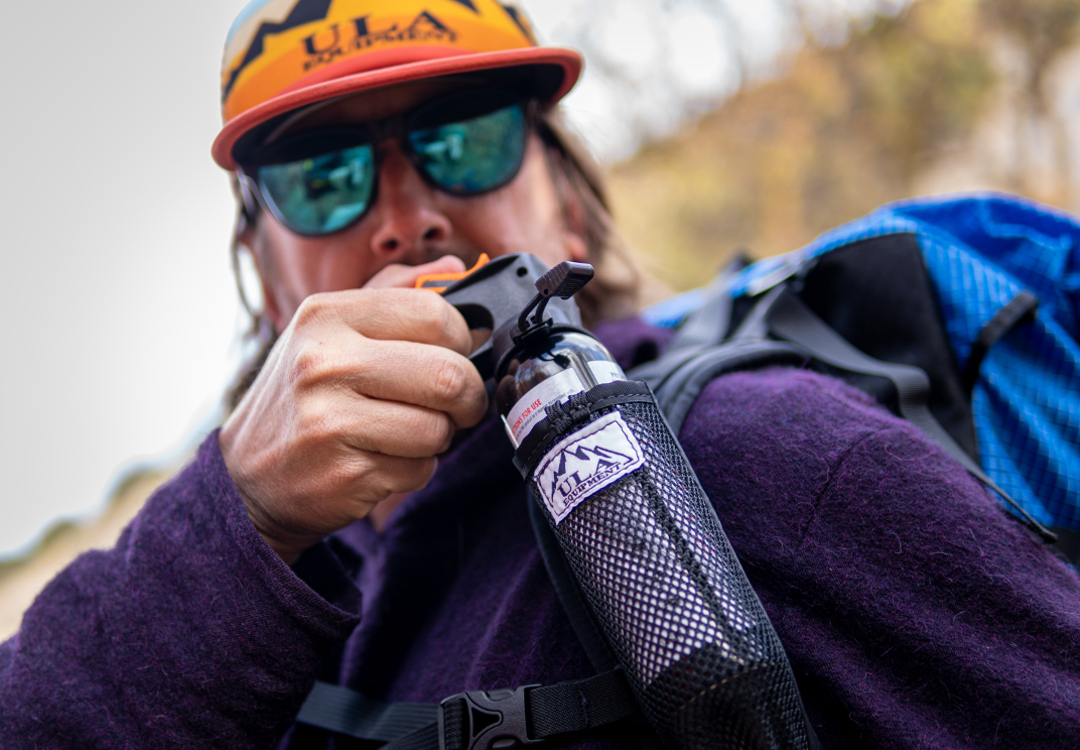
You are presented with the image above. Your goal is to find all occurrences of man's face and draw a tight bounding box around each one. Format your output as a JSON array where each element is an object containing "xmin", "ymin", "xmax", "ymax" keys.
[{"xmin": 244, "ymin": 79, "xmax": 587, "ymax": 334}]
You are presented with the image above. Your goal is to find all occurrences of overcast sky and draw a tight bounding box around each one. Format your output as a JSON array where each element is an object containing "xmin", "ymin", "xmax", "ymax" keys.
[{"xmin": 0, "ymin": 0, "xmax": 895, "ymax": 557}]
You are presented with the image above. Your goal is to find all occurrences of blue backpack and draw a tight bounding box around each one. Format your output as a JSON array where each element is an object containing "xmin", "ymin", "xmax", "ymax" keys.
[{"xmin": 638, "ymin": 193, "xmax": 1080, "ymax": 555}]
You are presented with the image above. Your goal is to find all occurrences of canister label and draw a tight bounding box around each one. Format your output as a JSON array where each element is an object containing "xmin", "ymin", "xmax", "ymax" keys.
[
  {"xmin": 588, "ymin": 360, "xmax": 624, "ymax": 384},
  {"xmin": 504, "ymin": 369, "xmax": 586, "ymax": 447}
]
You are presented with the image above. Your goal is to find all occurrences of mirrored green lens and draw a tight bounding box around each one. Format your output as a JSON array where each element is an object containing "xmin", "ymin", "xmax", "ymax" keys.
[
  {"xmin": 408, "ymin": 103, "xmax": 526, "ymax": 195},
  {"xmin": 257, "ymin": 145, "xmax": 375, "ymax": 235}
]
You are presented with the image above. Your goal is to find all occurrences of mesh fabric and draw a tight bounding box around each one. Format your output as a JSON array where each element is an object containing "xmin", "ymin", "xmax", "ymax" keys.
[{"xmin": 529, "ymin": 399, "xmax": 808, "ymax": 750}]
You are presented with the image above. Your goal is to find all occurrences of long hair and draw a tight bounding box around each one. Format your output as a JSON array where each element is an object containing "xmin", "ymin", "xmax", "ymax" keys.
[{"xmin": 226, "ymin": 106, "xmax": 639, "ymax": 410}]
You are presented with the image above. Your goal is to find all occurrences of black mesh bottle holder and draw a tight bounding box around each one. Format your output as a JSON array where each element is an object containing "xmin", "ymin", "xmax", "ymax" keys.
[{"xmin": 517, "ymin": 384, "xmax": 809, "ymax": 750}]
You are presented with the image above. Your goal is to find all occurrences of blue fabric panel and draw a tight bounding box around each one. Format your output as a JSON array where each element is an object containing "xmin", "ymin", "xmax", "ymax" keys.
[
  {"xmin": 973, "ymin": 309, "xmax": 1080, "ymax": 528},
  {"xmin": 886, "ymin": 194, "xmax": 1080, "ymax": 340},
  {"xmin": 709, "ymin": 192, "xmax": 1080, "ymax": 529},
  {"xmin": 886, "ymin": 195, "xmax": 1080, "ymax": 528}
]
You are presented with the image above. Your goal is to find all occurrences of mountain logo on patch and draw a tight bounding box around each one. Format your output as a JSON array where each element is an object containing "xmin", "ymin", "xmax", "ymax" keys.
[{"xmin": 535, "ymin": 412, "xmax": 645, "ymax": 524}]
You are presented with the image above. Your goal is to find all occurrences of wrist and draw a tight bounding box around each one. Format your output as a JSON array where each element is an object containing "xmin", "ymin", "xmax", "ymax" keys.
[{"xmin": 236, "ymin": 486, "xmax": 319, "ymax": 566}]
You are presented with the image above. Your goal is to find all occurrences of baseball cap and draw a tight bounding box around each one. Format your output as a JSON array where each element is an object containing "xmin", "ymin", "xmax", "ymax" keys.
[{"xmin": 212, "ymin": 0, "xmax": 583, "ymax": 170}]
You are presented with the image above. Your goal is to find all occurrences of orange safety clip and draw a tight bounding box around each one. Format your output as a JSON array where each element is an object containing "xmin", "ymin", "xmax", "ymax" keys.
[{"xmin": 414, "ymin": 254, "xmax": 491, "ymax": 293}]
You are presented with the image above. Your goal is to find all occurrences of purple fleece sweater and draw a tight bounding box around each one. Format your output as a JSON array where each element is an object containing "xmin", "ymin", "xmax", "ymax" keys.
[{"xmin": 2, "ymin": 318, "xmax": 1079, "ymax": 749}]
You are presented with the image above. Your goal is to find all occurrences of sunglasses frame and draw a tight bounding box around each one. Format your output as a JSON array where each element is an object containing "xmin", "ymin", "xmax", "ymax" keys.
[{"xmin": 236, "ymin": 88, "xmax": 538, "ymax": 238}]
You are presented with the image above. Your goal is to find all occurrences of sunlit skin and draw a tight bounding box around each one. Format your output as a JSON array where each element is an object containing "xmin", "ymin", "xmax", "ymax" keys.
[
  {"xmin": 220, "ymin": 80, "xmax": 588, "ymax": 564},
  {"xmin": 249, "ymin": 79, "xmax": 587, "ymax": 330}
]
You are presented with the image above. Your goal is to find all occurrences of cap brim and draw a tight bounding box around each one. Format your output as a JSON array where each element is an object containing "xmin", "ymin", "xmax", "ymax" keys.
[{"xmin": 212, "ymin": 46, "xmax": 582, "ymax": 170}]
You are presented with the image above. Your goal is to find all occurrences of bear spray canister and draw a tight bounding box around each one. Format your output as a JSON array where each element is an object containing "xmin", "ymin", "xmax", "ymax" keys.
[{"xmin": 442, "ymin": 255, "xmax": 812, "ymax": 750}]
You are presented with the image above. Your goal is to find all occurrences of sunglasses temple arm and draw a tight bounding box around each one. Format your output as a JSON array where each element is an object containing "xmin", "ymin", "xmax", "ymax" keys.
[{"xmin": 236, "ymin": 172, "xmax": 262, "ymax": 225}]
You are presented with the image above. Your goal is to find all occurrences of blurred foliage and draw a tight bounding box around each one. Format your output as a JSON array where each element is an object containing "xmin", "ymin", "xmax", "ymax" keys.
[
  {"xmin": 608, "ymin": 0, "xmax": 1080, "ymax": 292},
  {"xmin": 982, "ymin": 0, "xmax": 1080, "ymax": 91}
]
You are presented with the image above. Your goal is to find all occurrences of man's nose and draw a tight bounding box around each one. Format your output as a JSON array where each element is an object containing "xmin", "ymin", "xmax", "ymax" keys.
[{"xmin": 368, "ymin": 142, "xmax": 451, "ymax": 256}]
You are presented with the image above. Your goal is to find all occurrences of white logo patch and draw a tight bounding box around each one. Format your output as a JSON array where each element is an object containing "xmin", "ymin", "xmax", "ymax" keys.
[{"xmin": 535, "ymin": 412, "xmax": 645, "ymax": 524}]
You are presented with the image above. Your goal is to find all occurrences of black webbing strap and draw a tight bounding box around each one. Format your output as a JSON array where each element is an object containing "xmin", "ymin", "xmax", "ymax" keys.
[
  {"xmin": 295, "ymin": 681, "xmax": 437, "ymax": 741},
  {"xmin": 295, "ymin": 670, "xmax": 638, "ymax": 750},
  {"xmin": 384, "ymin": 723, "xmax": 441, "ymax": 750},
  {"xmin": 764, "ymin": 287, "xmax": 1057, "ymax": 543},
  {"xmin": 528, "ymin": 669, "xmax": 638, "ymax": 736},
  {"xmin": 960, "ymin": 290, "xmax": 1039, "ymax": 393},
  {"xmin": 632, "ymin": 256, "xmax": 748, "ymax": 396},
  {"xmin": 650, "ymin": 339, "xmax": 809, "ymax": 436},
  {"xmin": 437, "ymin": 670, "xmax": 639, "ymax": 750}
]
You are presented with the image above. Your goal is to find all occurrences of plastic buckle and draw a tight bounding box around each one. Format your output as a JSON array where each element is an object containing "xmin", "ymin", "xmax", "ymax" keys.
[{"xmin": 438, "ymin": 685, "xmax": 545, "ymax": 750}]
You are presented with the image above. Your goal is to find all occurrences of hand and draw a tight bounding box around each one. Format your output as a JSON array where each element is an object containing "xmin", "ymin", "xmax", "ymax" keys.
[{"xmin": 219, "ymin": 257, "xmax": 489, "ymax": 565}]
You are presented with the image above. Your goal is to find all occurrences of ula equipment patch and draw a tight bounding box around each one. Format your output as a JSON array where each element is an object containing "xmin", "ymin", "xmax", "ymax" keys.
[{"xmin": 534, "ymin": 411, "xmax": 645, "ymax": 523}]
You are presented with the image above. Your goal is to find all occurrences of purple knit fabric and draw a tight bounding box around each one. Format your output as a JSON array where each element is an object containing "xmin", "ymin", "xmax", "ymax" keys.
[
  {"xmin": 0, "ymin": 430, "xmax": 361, "ymax": 748},
  {"xmin": 679, "ymin": 367, "xmax": 1080, "ymax": 749},
  {"xmin": 2, "ymin": 318, "xmax": 1078, "ymax": 750}
]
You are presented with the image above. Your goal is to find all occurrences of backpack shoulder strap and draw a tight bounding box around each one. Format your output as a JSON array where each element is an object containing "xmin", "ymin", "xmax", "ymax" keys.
[
  {"xmin": 631, "ymin": 256, "xmax": 748, "ymax": 390},
  {"xmin": 648, "ymin": 339, "xmax": 808, "ymax": 436},
  {"xmin": 631, "ymin": 269, "xmax": 808, "ymax": 437},
  {"xmin": 295, "ymin": 684, "xmax": 437, "ymax": 746},
  {"xmin": 761, "ymin": 285, "xmax": 1056, "ymax": 544},
  {"xmin": 295, "ymin": 668, "xmax": 642, "ymax": 750},
  {"xmin": 634, "ymin": 263, "xmax": 1057, "ymax": 545}
]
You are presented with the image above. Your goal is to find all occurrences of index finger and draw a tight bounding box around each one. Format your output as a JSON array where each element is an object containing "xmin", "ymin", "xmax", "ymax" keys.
[
  {"xmin": 298, "ymin": 287, "xmax": 474, "ymax": 358},
  {"xmin": 364, "ymin": 256, "xmax": 467, "ymax": 290}
]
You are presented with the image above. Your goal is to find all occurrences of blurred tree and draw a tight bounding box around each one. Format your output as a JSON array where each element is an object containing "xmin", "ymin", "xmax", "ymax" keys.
[
  {"xmin": 980, "ymin": 0, "xmax": 1080, "ymax": 92},
  {"xmin": 535, "ymin": 0, "xmax": 910, "ymax": 160},
  {"xmin": 606, "ymin": 0, "xmax": 1080, "ymax": 292}
]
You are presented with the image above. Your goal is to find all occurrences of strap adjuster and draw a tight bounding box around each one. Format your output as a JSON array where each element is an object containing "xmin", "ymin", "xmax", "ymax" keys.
[{"xmin": 438, "ymin": 685, "xmax": 544, "ymax": 750}]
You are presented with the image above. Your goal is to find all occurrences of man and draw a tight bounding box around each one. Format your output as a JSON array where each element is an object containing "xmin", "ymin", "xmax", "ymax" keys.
[{"xmin": 2, "ymin": 1, "xmax": 1079, "ymax": 748}]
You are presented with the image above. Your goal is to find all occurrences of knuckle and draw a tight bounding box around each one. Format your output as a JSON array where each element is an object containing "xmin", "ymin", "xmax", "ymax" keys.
[
  {"xmin": 431, "ymin": 356, "xmax": 472, "ymax": 405},
  {"xmin": 384, "ymin": 408, "xmax": 453, "ymax": 457},
  {"xmin": 292, "ymin": 293, "xmax": 333, "ymax": 328},
  {"xmin": 337, "ymin": 454, "xmax": 389, "ymax": 507},
  {"xmin": 294, "ymin": 395, "xmax": 337, "ymax": 439},
  {"xmin": 459, "ymin": 388, "xmax": 488, "ymax": 428},
  {"xmin": 290, "ymin": 342, "xmax": 335, "ymax": 388},
  {"xmin": 348, "ymin": 453, "xmax": 382, "ymax": 492},
  {"xmin": 426, "ymin": 414, "xmax": 455, "ymax": 453},
  {"xmin": 417, "ymin": 294, "xmax": 461, "ymax": 344},
  {"xmin": 361, "ymin": 459, "xmax": 402, "ymax": 498},
  {"xmin": 403, "ymin": 457, "xmax": 439, "ymax": 491}
]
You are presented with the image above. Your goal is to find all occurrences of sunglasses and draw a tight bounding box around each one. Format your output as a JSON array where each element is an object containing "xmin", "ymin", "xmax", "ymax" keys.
[{"xmin": 237, "ymin": 89, "xmax": 531, "ymax": 237}]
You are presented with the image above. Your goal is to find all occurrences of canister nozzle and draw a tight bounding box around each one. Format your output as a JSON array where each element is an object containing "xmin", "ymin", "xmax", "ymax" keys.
[
  {"xmin": 440, "ymin": 254, "xmax": 592, "ymax": 381},
  {"xmin": 515, "ymin": 262, "xmax": 595, "ymax": 339}
]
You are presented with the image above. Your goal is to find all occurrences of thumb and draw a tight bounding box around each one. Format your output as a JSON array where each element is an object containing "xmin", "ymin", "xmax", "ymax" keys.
[{"xmin": 364, "ymin": 255, "xmax": 468, "ymax": 290}]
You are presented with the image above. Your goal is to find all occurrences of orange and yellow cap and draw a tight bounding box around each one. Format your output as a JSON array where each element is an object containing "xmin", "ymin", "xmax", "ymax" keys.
[{"xmin": 212, "ymin": 0, "xmax": 582, "ymax": 170}]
